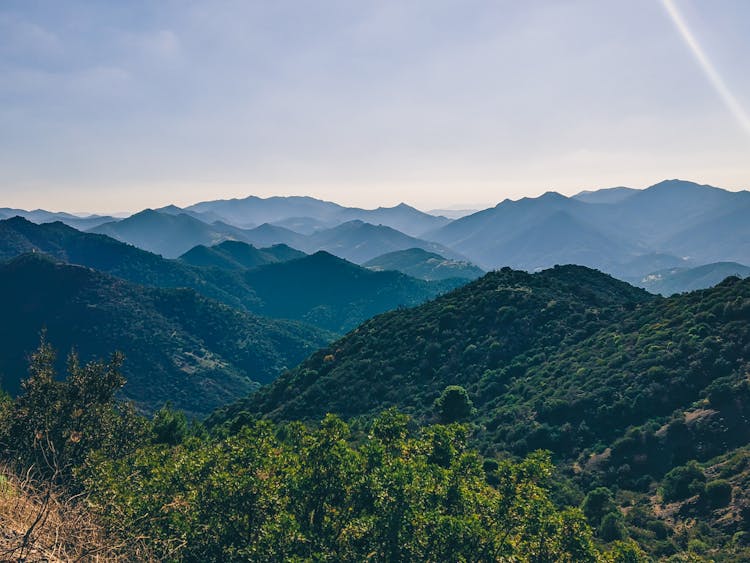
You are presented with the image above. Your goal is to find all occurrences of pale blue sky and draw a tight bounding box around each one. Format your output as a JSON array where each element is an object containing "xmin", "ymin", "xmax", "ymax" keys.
[{"xmin": 1, "ymin": 0, "xmax": 749, "ymax": 212}]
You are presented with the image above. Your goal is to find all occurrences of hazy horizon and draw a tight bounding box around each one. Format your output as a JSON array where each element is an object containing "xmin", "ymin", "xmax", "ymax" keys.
[
  {"xmin": 2, "ymin": 0, "xmax": 749, "ymax": 212},
  {"xmin": 1, "ymin": 177, "xmax": 747, "ymax": 218}
]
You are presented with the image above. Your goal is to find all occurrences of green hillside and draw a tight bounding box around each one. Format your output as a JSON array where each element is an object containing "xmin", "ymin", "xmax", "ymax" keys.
[
  {"xmin": 0, "ymin": 218, "xmax": 455, "ymax": 336},
  {"xmin": 223, "ymin": 265, "xmax": 653, "ymax": 424},
  {"xmin": 0, "ymin": 254, "xmax": 331, "ymax": 416},
  {"xmin": 213, "ymin": 266, "xmax": 750, "ymax": 559}
]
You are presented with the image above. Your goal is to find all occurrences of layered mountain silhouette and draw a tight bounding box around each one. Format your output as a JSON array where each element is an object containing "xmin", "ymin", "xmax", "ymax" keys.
[
  {"xmin": 0, "ymin": 254, "xmax": 331, "ymax": 416},
  {"xmin": 90, "ymin": 210, "xmax": 253, "ymax": 258},
  {"xmin": 364, "ymin": 248, "xmax": 484, "ymax": 281},
  {"xmin": 424, "ymin": 180, "xmax": 750, "ymax": 280},
  {"xmin": 300, "ymin": 220, "xmax": 464, "ymax": 264},
  {"xmin": 0, "ymin": 216, "xmax": 263, "ymax": 311},
  {"xmin": 0, "ymin": 208, "xmax": 116, "ymax": 230},
  {"xmin": 7, "ymin": 179, "xmax": 750, "ymax": 293},
  {"xmin": 184, "ymin": 195, "xmax": 449, "ymax": 236},
  {"xmin": 0, "ymin": 218, "xmax": 457, "ymax": 335}
]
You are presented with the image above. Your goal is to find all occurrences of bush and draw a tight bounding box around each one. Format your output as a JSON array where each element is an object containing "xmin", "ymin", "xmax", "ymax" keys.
[
  {"xmin": 599, "ymin": 512, "xmax": 626, "ymax": 542},
  {"xmin": 660, "ymin": 461, "xmax": 705, "ymax": 503},
  {"xmin": 702, "ymin": 479, "xmax": 732, "ymax": 509}
]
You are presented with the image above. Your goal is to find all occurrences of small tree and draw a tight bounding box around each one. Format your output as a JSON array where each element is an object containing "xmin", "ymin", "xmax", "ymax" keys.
[
  {"xmin": 581, "ymin": 486, "xmax": 617, "ymax": 527},
  {"xmin": 152, "ymin": 402, "xmax": 188, "ymax": 445},
  {"xmin": 0, "ymin": 337, "xmax": 146, "ymax": 484},
  {"xmin": 434, "ymin": 385, "xmax": 475, "ymax": 423}
]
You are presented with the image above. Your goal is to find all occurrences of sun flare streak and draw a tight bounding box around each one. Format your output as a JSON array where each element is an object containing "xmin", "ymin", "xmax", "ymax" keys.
[{"xmin": 662, "ymin": 0, "xmax": 750, "ymax": 137}]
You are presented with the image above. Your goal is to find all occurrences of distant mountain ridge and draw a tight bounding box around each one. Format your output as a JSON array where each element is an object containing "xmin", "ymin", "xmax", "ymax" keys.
[
  {"xmin": 238, "ymin": 251, "xmax": 464, "ymax": 333},
  {"xmin": 184, "ymin": 195, "xmax": 450, "ymax": 237},
  {"xmin": 364, "ymin": 248, "xmax": 484, "ymax": 281},
  {"xmin": 424, "ymin": 180, "xmax": 750, "ymax": 279},
  {"xmin": 179, "ymin": 240, "xmax": 306, "ymax": 270},
  {"xmin": 0, "ymin": 218, "xmax": 458, "ymax": 335},
  {"xmin": 638, "ymin": 261, "xmax": 750, "ymax": 295},
  {"xmin": 7, "ymin": 179, "xmax": 750, "ymax": 289}
]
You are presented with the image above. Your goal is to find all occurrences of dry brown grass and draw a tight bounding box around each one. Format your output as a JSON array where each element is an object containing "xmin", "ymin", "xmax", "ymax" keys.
[{"xmin": 0, "ymin": 465, "xmax": 149, "ymax": 562}]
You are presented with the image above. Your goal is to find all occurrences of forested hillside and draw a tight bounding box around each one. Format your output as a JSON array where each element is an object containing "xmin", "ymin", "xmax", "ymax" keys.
[
  {"xmin": 0, "ymin": 254, "xmax": 330, "ymax": 416},
  {"xmin": 214, "ymin": 266, "xmax": 750, "ymax": 559}
]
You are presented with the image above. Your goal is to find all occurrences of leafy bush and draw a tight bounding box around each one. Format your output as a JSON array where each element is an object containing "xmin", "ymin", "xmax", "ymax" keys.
[
  {"xmin": 87, "ymin": 412, "xmax": 601, "ymax": 562},
  {"xmin": 702, "ymin": 479, "xmax": 732, "ymax": 509},
  {"xmin": 660, "ymin": 461, "xmax": 705, "ymax": 503}
]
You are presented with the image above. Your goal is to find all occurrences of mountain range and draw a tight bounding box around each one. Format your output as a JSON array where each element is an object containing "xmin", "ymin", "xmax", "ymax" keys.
[
  {"xmin": 425, "ymin": 180, "xmax": 750, "ymax": 276},
  {"xmin": 4, "ymin": 178, "xmax": 750, "ymax": 295},
  {"xmin": 637, "ymin": 261, "xmax": 750, "ymax": 296},
  {"xmin": 0, "ymin": 217, "xmax": 457, "ymax": 335}
]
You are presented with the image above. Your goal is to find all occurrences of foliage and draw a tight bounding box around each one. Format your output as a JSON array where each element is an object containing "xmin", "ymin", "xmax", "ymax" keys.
[
  {"xmin": 660, "ymin": 461, "xmax": 705, "ymax": 503},
  {"xmin": 0, "ymin": 337, "xmax": 147, "ymax": 483},
  {"xmin": 86, "ymin": 411, "xmax": 602, "ymax": 562},
  {"xmin": 434, "ymin": 385, "xmax": 476, "ymax": 423},
  {"xmin": 151, "ymin": 402, "xmax": 189, "ymax": 445},
  {"xmin": 211, "ymin": 266, "xmax": 750, "ymax": 559},
  {"xmin": 702, "ymin": 479, "xmax": 732, "ymax": 509}
]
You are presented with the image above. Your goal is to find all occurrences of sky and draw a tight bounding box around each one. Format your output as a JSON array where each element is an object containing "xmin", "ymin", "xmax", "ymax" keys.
[{"xmin": 1, "ymin": 0, "xmax": 749, "ymax": 213}]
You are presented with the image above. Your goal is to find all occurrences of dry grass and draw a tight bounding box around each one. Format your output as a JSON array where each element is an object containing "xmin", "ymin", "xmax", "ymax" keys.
[{"xmin": 0, "ymin": 465, "xmax": 149, "ymax": 562}]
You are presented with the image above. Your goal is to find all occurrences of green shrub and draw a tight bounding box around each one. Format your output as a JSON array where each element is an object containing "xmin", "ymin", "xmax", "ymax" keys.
[
  {"xmin": 702, "ymin": 479, "xmax": 732, "ymax": 508},
  {"xmin": 660, "ymin": 461, "xmax": 705, "ymax": 503}
]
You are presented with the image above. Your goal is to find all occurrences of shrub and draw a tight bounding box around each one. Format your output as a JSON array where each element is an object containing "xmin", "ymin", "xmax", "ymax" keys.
[
  {"xmin": 660, "ymin": 461, "xmax": 705, "ymax": 503},
  {"xmin": 702, "ymin": 479, "xmax": 732, "ymax": 509}
]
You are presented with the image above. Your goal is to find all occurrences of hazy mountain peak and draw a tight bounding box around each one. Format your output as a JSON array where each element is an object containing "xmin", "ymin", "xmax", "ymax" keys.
[
  {"xmin": 572, "ymin": 186, "xmax": 637, "ymax": 204},
  {"xmin": 646, "ymin": 179, "xmax": 720, "ymax": 193}
]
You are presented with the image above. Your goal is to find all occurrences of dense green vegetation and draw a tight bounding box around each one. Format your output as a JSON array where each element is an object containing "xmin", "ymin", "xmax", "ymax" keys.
[
  {"xmin": 364, "ymin": 247, "xmax": 485, "ymax": 281},
  {"xmin": 0, "ymin": 254, "xmax": 330, "ymax": 416},
  {"xmin": 0, "ymin": 345, "xmax": 625, "ymax": 562},
  {"xmin": 216, "ymin": 265, "xmax": 653, "ymax": 424},
  {"xmin": 214, "ymin": 265, "xmax": 750, "ymax": 559}
]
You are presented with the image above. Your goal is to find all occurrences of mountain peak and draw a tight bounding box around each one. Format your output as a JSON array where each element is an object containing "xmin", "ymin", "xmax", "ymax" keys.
[{"xmin": 646, "ymin": 179, "xmax": 719, "ymax": 193}]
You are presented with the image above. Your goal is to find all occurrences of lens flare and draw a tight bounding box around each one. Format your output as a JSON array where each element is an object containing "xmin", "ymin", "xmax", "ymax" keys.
[{"xmin": 662, "ymin": 0, "xmax": 750, "ymax": 137}]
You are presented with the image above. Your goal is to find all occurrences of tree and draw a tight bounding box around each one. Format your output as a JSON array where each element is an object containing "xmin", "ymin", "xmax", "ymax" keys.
[
  {"xmin": 434, "ymin": 385, "xmax": 475, "ymax": 423},
  {"xmin": 0, "ymin": 337, "xmax": 146, "ymax": 484},
  {"xmin": 151, "ymin": 402, "xmax": 188, "ymax": 445},
  {"xmin": 582, "ymin": 487, "xmax": 617, "ymax": 528}
]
